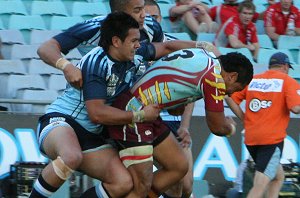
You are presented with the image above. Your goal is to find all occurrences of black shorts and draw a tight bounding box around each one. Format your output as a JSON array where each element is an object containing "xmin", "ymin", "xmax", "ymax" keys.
[
  {"xmin": 37, "ymin": 112, "xmax": 109, "ymax": 155},
  {"xmin": 246, "ymin": 141, "xmax": 284, "ymax": 179}
]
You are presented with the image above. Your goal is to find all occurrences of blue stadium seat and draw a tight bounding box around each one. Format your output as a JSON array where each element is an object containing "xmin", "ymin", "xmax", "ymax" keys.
[
  {"xmin": 8, "ymin": 15, "xmax": 47, "ymax": 43},
  {"xmin": 197, "ymin": 33, "xmax": 216, "ymax": 42},
  {"xmin": 277, "ymin": 35, "xmax": 300, "ymax": 64},
  {"xmin": 288, "ymin": 64, "xmax": 300, "ymax": 79},
  {"xmin": 31, "ymin": 1, "xmax": 69, "ymax": 28},
  {"xmin": 257, "ymin": 34, "xmax": 274, "ymax": 49},
  {"xmin": 257, "ymin": 48, "xmax": 296, "ymax": 65},
  {"xmin": 0, "ymin": 60, "xmax": 27, "ymax": 75},
  {"xmin": 30, "ymin": 30, "xmax": 62, "ymax": 45},
  {"xmin": 71, "ymin": 2, "xmax": 109, "ymax": 20},
  {"xmin": 218, "ymin": 47, "xmax": 254, "ymax": 63},
  {"xmin": 14, "ymin": 89, "xmax": 59, "ymax": 113},
  {"xmin": 0, "ymin": 30, "xmax": 25, "ymax": 45},
  {"xmin": 0, "ymin": 74, "xmax": 46, "ymax": 99},
  {"xmin": 28, "ymin": 59, "xmax": 63, "ymax": 76},
  {"xmin": 157, "ymin": 0, "xmax": 174, "ymax": 4},
  {"xmin": 158, "ymin": 3, "xmax": 174, "ymax": 32},
  {"xmin": 0, "ymin": 1, "xmax": 28, "ymax": 28},
  {"xmin": 50, "ymin": 16, "xmax": 84, "ymax": 30},
  {"xmin": 255, "ymin": 20, "xmax": 265, "ymax": 35},
  {"xmin": 48, "ymin": 74, "xmax": 67, "ymax": 92},
  {"xmin": 0, "ymin": 19, "xmax": 4, "ymax": 30}
]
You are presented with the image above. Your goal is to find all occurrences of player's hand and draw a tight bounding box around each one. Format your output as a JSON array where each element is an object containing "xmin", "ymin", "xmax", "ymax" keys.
[
  {"xmin": 177, "ymin": 127, "xmax": 191, "ymax": 148},
  {"xmin": 247, "ymin": 44, "xmax": 255, "ymax": 51},
  {"xmin": 143, "ymin": 104, "xmax": 160, "ymax": 122},
  {"xmin": 63, "ymin": 64, "xmax": 83, "ymax": 89},
  {"xmin": 225, "ymin": 116, "xmax": 237, "ymax": 136}
]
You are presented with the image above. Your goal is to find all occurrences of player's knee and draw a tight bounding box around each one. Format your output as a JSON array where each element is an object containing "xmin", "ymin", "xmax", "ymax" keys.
[
  {"xmin": 176, "ymin": 159, "xmax": 189, "ymax": 178},
  {"xmin": 183, "ymin": 178, "xmax": 193, "ymax": 196},
  {"xmin": 60, "ymin": 151, "xmax": 83, "ymax": 170},
  {"xmin": 52, "ymin": 156, "xmax": 75, "ymax": 180}
]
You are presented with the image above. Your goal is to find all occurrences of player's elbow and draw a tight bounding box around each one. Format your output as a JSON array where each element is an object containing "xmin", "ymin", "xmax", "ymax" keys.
[
  {"xmin": 208, "ymin": 125, "xmax": 230, "ymax": 137},
  {"xmin": 291, "ymin": 105, "xmax": 300, "ymax": 114}
]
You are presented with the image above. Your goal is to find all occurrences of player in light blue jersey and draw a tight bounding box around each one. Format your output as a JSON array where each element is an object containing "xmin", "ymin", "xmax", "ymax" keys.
[
  {"xmin": 37, "ymin": 0, "xmax": 166, "ymax": 89},
  {"xmin": 108, "ymin": 50, "xmax": 254, "ymax": 198},
  {"xmin": 30, "ymin": 12, "xmax": 203, "ymax": 198}
]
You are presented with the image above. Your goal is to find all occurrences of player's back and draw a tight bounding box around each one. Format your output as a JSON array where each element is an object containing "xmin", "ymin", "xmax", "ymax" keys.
[{"xmin": 131, "ymin": 48, "xmax": 220, "ymax": 109}]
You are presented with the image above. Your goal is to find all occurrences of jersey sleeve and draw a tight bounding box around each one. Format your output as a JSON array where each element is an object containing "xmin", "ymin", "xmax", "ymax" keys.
[
  {"xmin": 201, "ymin": 67, "xmax": 225, "ymax": 112},
  {"xmin": 295, "ymin": 9, "xmax": 300, "ymax": 28},
  {"xmin": 54, "ymin": 16, "xmax": 104, "ymax": 54},
  {"xmin": 284, "ymin": 76, "xmax": 300, "ymax": 110},
  {"xmin": 81, "ymin": 50, "xmax": 108, "ymax": 101},
  {"xmin": 136, "ymin": 43, "xmax": 156, "ymax": 61},
  {"xmin": 231, "ymin": 87, "xmax": 247, "ymax": 105}
]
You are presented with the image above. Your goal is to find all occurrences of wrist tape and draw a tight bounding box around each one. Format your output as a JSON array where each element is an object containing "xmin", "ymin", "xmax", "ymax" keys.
[
  {"xmin": 195, "ymin": 41, "xmax": 215, "ymax": 52},
  {"xmin": 132, "ymin": 110, "xmax": 145, "ymax": 123},
  {"xmin": 227, "ymin": 123, "xmax": 236, "ymax": 137},
  {"xmin": 55, "ymin": 57, "xmax": 71, "ymax": 71}
]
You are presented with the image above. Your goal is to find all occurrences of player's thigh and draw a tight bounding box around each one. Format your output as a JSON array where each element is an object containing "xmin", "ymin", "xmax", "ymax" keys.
[
  {"xmin": 80, "ymin": 147, "xmax": 130, "ymax": 183},
  {"xmin": 153, "ymin": 133, "xmax": 187, "ymax": 170}
]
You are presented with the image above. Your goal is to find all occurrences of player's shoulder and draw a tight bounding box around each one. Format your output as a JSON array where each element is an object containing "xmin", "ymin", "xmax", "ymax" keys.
[{"xmin": 144, "ymin": 15, "xmax": 162, "ymax": 32}]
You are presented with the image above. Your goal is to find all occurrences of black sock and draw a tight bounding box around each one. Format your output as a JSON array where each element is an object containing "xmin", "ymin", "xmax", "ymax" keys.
[{"xmin": 29, "ymin": 174, "xmax": 58, "ymax": 198}]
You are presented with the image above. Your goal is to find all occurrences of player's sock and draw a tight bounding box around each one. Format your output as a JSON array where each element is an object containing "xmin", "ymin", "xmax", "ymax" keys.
[{"xmin": 29, "ymin": 174, "xmax": 59, "ymax": 198}]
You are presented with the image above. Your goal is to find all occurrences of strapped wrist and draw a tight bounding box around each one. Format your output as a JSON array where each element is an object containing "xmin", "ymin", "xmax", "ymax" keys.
[
  {"xmin": 132, "ymin": 110, "xmax": 145, "ymax": 123},
  {"xmin": 55, "ymin": 57, "xmax": 71, "ymax": 71},
  {"xmin": 195, "ymin": 41, "xmax": 215, "ymax": 52},
  {"xmin": 226, "ymin": 123, "xmax": 236, "ymax": 137}
]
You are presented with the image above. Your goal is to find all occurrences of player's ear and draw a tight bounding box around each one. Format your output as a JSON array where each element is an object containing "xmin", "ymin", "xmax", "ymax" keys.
[
  {"xmin": 229, "ymin": 72, "xmax": 238, "ymax": 83},
  {"xmin": 112, "ymin": 36, "xmax": 121, "ymax": 48}
]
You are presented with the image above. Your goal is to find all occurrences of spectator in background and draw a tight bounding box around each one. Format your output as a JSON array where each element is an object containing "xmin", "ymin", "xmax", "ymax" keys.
[
  {"xmin": 226, "ymin": 52, "xmax": 300, "ymax": 198},
  {"xmin": 169, "ymin": 0, "xmax": 219, "ymax": 35},
  {"xmin": 264, "ymin": 0, "xmax": 300, "ymax": 46},
  {"xmin": 145, "ymin": 1, "xmax": 195, "ymax": 197},
  {"xmin": 214, "ymin": 1, "xmax": 259, "ymax": 61},
  {"xmin": 209, "ymin": 0, "xmax": 259, "ymax": 27}
]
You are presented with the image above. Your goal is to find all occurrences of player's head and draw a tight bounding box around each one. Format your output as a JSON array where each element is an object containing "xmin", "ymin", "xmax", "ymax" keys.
[
  {"xmin": 145, "ymin": 0, "xmax": 162, "ymax": 23},
  {"xmin": 218, "ymin": 52, "xmax": 253, "ymax": 94},
  {"xmin": 109, "ymin": 0, "xmax": 146, "ymax": 29},
  {"xmin": 99, "ymin": 11, "xmax": 140, "ymax": 61}
]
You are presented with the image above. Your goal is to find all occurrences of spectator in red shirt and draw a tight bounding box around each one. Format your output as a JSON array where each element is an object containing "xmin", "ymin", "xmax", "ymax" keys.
[
  {"xmin": 264, "ymin": 0, "xmax": 300, "ymax": 46},
  {"xmin": 209, "ymin": 0, "xmax": 259, "ymax": 26},
  {"xmin": 214, "ymin": 1, "xmax": 259, "ymax": 61},
  {"xmin": 169, "ymin": 0, "xmax": 219, "ymax": 35}
]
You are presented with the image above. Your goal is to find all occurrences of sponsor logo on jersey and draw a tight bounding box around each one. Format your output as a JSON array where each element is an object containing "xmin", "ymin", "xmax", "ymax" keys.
[
  {"xmin": 145, "ymin": 130, "xmax": 152, "ymax": 136},
  {"xmin": 248, "ymin": 78, "xmax": 283, "ymax": 92},
  {"xmin": 249, "ymin": 99, "xmax": 272, "ymax": 112},
  {"xmin": 49, "ymin": 117, "xmax": 65, "ymax": 123}
]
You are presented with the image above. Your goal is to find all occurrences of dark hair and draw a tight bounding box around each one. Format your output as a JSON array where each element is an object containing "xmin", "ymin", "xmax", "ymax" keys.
[
  {"xmin": 109, "ymin": 0, "xmax": 132, "ymax": 12},
  {"xmin": 145, "ymin": 0, "xmax": 161, "ymax": 13},
  {"xmin": 238, "ymin": 0, "xmax": 256, "ymax": 13},
  {"xmin": 99, "ymin": 12, "xmax": 139, "ymax": 52},
  {"xmin": 218, "ymin": 52, "xmax": 253, "ymax": 86}
]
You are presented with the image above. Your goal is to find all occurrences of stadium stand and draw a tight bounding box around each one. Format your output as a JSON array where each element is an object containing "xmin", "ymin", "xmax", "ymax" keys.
[
  {"xmin": 0, "ymin": 60, "xmax": 27, "ymax": 75},
  {"xmin": 158, "ymin": 3, "xmax": 174, "ymax": 33},
  {"xmin": 30, "ymin": 1, "xmax": 69, "ymax": 28},
  {"xmin": 197, "ymin": 33, "xmax": 216, "ymax": 43},
  {"xmin": 0, "ymin": 1, "xmax": 28, "ymax": 28},
  {"xmin": 257, "ymin": 48, "xmax": 296, "ymax": 65},
  {"xmin": 49, "ymin": 16, "xmax": 84, "ymax": 30},
  {"xmin": 14, "ymin": 89, "xmax": 59, "ymax": 113},
  {"xmin": 0, "ymin": 30, "xmax": 25, "ymax": 45},
  {"xmin": 255, "ymin": 20, "xmax": 265, "ymax": 35},
  {"xmin": 71, "ymin": 2, "xmax": 109, "ymax": 19},
  {"xmin": 0, "ymin": 74, "xmax": 46, "ymax": 99},
  {"xmin": 167, "ymin": 32, "xmax": 192, "ymax": 40},
  {"xmin": 8, "ymin": 15, "xmax": 47, "ymax": 44},
  {"xmin": 48, "ymin": 74, "xmax": 68, "ymax": 93},
  {"xmin": 218, "ymin": 47, "xmax": 254, "ymax": 63},
  {"xmin": 28, "ymin": 59, "xmax": 63, "ymax": 76},
  {"xmin": 257, "ymin": 34, "xmax": 274, "ymax": 49},
  {"xmin": 30, "ymin": 29, "xmax": 62, "ymax": 45},
  {"xmin": 277, "ymin": 35, "xmax": 300, "ymax": 64},
  {"xmin": 10, "ymin": 44, "xmax": 40, "ymax": 67}
]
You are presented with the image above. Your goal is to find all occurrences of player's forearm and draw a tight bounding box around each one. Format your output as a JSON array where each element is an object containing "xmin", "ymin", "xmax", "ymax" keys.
[
  {"xmin": 38, "ymin": 39, "xmax": 65, "ymax": 67},
  {"xmin": 225, "ymin": 97, "xmax": 244, "ymax": 121},
  {"xmin": 179, "ymin": 103, "xmax": 194, "ymax": 129}
]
